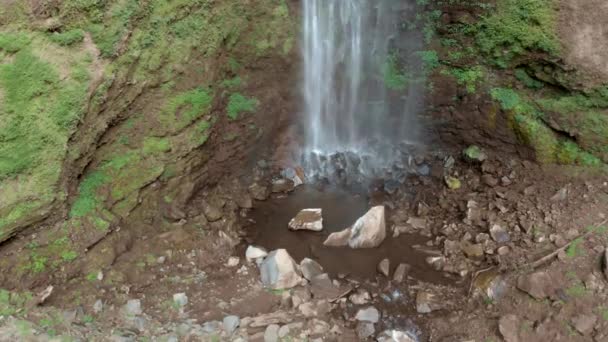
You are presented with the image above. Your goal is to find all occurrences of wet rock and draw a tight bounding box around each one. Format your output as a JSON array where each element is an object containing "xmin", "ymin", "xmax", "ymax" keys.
[
  {"xmin": 281, "ymin": 167, "xmax": 304, "ymax": 187},
  {"xmin": 288, "ymin": 209, "xmax": 323, "ymax": 232},
  {"xmin": 236, "ymin": 193, "xmax": 253, "ymax": 209},
  {"xmin": 571, "ymin": 314, "xmax": 597, "ymax": 335},
  {"xmin": 124, "ymin": 299, "xmax": 142, "ymax": 316},
  {"xmin": 246, "ymin": 245, "xmax": 268, "ymax": 262},
  {"xmin": 406, "ymin": 217, "xmax": 427, "ymax": 230},
  {"xmin": 384, "ymin": 179, "xmax": 400, "ymax": 194},
  {"xmin": 349, "ymin": 206, "xmax": 386, "ymax": 248},
  {"xmin": 249, "ymin": 183, "xmax": 270, "ymax": 201},
  {"xmin": 475, "ymin": 233, "xmax": 490, "ymax": 243},
  {"xmin": 300, "ymin": 258, "xmax": 324, "ymax": 281},
  {"xmin": 298, "ymin": 301, "xmax": 330, "ymax": 318},
  {"xmin": 356, "ymin": 322, "xmax": 375, "ymax": 339},
  {"xmin": 490, "ymin": 224, "xmax": 510, "ymax": 243},
  {"xmin": 416, "ymin": 291, "xmax": 438, "ymax": 313},
  {"xmin": 471, "ymin": 268, "xmax": 507, "ymax": 301},
  {"xmin": 550, "ymin": 187, "xmax": 568, "ymax": 202},
  {"xmin": 426, "ymin": 256, "xmax": 446, "ymax": 270},
  {"xmin": 497, "ymin": 246, "xmax": 510, "ymax": 255},
  {"xmin": 260, "ymin": 249, "xmax": 303, "ymax": 290},
  {"xmin": 444, "ymin": 176, "xmax": 461, "ymax": 190},
  {"xmin": 173, "ymin": 293, "xmax": 188, "ymax": 308},
  {"xmin": 355, "ymin": 306, "xmax": 380, "ymax": 323},
  {"xmin": 249, "ymin": 311, "xmax": 293, "ymax": 327},
  {"xmin": 349, "ymin": 289, "xmax": 371, "ymax": 305},
  {"xmin": 377, "ymin": 330, "xmax": 417, "ymax": 342},
  {"xmin": 308, "ymin": 319, "xmax": 330, "ymax": 336},
  {"xmin": 465, "ymin": 200, "xmax": 482, "ymax": 225},
  {"xmin": 278, "ymin": 325, "xmax": 290, "ymax": 338},
  {"xmin": 461, "ymin": 242, "xmax": 484, "ymax": 258},
  {"xmin": 463, "ymin": 145, "xmax": 487, "ymax": 163},
  {"xmin": 393, "ymin": 263, "xmax": 410, "ymax": 283},
  {"xmin": 271, "ymin": 179, "xmax": 295, "ymax": 193},
  {"xmin": 499, "ymin": 314, "xmax": 520, "ymax": 342},
  {"xmin": 223, "ymin": 315, "xmax": 240, "ymax": 335},
  {"xmin": 517, "ymin": 271, "xmax": 554, "ymax": 300},
  {"xmin": 202, "ymin": 200, "xmax": 223, "ymax": 222},
  {"xmin": 377, "ymin": 258, "xmax": 390, "ymax": 277},
  {"xmin": 264, "ymin": 324, "xmax": 280, "ymax": 342},
  {"xmin": 323, "ymin": 228, "xmax": 351, "ymax": 247}
]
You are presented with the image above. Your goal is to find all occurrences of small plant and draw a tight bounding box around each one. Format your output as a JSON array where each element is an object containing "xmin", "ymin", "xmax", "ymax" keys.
[
  {"xmin": 49, "ymin": 29, "xmax": 85, "ymax": 46},
  {"xmin": 227, "ymin": 93, "xmax": 258, "ymax": 120},
  {"xmin": 61, "ymin": 250, "xmax": 78, "ymax": 262},
  {"xmin": 382, "ymin": 55, "xmax": 410, "ymax": 91}
]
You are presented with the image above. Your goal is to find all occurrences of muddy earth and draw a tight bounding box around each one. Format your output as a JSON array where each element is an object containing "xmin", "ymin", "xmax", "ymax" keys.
[{"xmin": 1, "ymin": 0, "xmax": 608, "ymax": 342}]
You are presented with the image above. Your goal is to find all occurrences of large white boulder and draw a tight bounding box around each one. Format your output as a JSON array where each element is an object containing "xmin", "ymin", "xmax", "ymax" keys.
[
  {"xmin": 259, "ymin": 249, "xmax": 303, "ymax": 289},
  {"xmin": 323, "ymin": 228, "xmax": 351, "ymax": 247},
  {"xmin": 348, "ymin": 206, "xmax": 386, "ymax": 248},
  {"xmin": 288, "ymin": 209, "xmax": 323, "ymax": 231}
]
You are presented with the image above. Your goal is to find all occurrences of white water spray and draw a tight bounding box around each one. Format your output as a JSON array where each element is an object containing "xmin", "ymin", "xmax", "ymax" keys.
[{"xmin": 301, "ymin": 0, "xmax": 424, "ymax": 180}]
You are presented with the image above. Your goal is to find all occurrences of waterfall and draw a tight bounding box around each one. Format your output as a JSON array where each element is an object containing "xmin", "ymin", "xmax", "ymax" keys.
[{"xmin": 300, "ymin": 0, "xmax": 424, "ymax": 181}]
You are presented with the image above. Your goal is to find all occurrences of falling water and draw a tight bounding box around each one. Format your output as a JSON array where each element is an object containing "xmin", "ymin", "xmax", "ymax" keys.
[{"xmin": 300, "ymin": 0, "xmax": 424, "ymax": 181}]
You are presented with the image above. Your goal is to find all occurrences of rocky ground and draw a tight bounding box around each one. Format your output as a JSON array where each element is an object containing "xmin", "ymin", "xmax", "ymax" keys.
[{"xmin": 0, "ymin": 145, "xmax": 607, "ymax": 342}]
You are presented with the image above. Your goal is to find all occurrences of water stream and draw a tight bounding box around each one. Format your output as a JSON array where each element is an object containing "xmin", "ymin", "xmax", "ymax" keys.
[{"xmin": 300, "ymin": 0, "xmax": 424, "ymax": 179}]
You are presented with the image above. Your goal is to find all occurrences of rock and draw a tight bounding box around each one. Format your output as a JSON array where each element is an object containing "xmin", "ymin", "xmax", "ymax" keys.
[
  {"xmin": 93, "ymin": 299, "xmax": 103, "ymax": 314},
  {"xmin": 288, "ymin": 209, "xmax": 323, "ymax": 231},
  {"xmin": 463, "ymin": 145, "xmax": 487, "ymax": 163},
  {"xmin": 300, "ymin": 258, "xmax": 324, "ymax": 281},
  {"xmin": 416, "ymin": 291, "xmax": 437, "ymax": 313},
  {"xmin": 173, "ymin": 293, "xmax": 188, "ymax": 308},
  {"xmin": 278, "ymin": 325, "xmax": 290, "ymax": 338},
  {"xmin": 349, "ymin": 289, "xmax": 371, "ymax": 305},
  {"xmin": 550, "ymin": 187, "xmax": 568, "ymax": 202},
  {"xmin": 309, "ymin": 319, "xmax": 330, "ymax": 335},
  {"xmin": 271, "ymin": 179, "xmax": 295, "ymax": 193},
  {"xmin": 236, "ymin": 193, "xmax": 253, "ymax": 209},
  {"xmin": 355, "ymin": 306, "xmax": 380, "ymax": 323},
  {"xmin": 264, "ymin": 324, "xmax": 280, "ymax": 342},
  {"xmin": 482, "ymin": 174, "xmax": 498, "ymax": 187},
  {"xmin": 461, "ymin": 242, "xmax": 484, "ymax": 258},
  {"xmin": 226, "ymin": 256, "xmax": 240, "ymax": 267},
  {"xmin": 497, "ymin": 246, "xmax": 510, "ymax": 255},
  {"xmin": 223, "ymin": 315, "xmax": 240, "ymax": 335},
  {"xmin": 377, "ymin": 330, "xmax": 417, "ymax": 342},
  {"xmin": 202, "ymin": 201, "xmax": 223, "ymax": 223},
  {"xmin": 572, "ymin": 314, "xmax": 597, "ymax": 335},
  {"xmin": 348, "ymin": 206, "xmax": 386, "ymax": 248},
  {"xmin": 259, "ymin": 249, "xmax": 303, "ymax": 289},
  {"xmin": 298, "ymin": 302, "xmax": 317, "ymax": 317},
  {"xmin": 466, "ymin": 200, "xmax": 482, "ymax": 225},
  {"xmin": 445, "ymin": 176, "xmax": 461, "ymax": 190},
  {"xmin": 406, "ymin": 217, "xmax": 427, "ymax": 230},
  {"xmin": 377, "ymin": 258, "xmax": 390, "ymax": 277},
  {"xmin": 202, "ymin": 321, "xmax": 222, "ymax": 333},
  {"xmin": 498, "ymin": 314, "xmax": 520, "ymax": 342},
  {"xmin": 323, "ymin": 228, "xmax": 351, "ymax": 247},
  {"xmin": 393, "ymin": 263, "xmax": 410, "ymax": 283},
  {"xmin": 246, "ymin": 245, "xmax": 268, "ymax": 262},
  {"xmin": 489, "ymin": 224, "xmax": 510, "ymax": 243},
  {"xmin": 517, "ymin": 271, "xmax": 554, "ymax": 300},
  {"xmin": 249, "ymin": 311, "xmax": 292, "ymax": 327},
  {"xmin": 356, "ymin": 322, "xmax": 375, "ymax": 339},
  {"xmin": 281, "ymin": 167, "xmax": 304, "ymax": 187},
  {"xmin": 384, "ymin": 179, "xmax": 400, "ymax": 194},
  {"xmin": 124, "ymin": 299, "xmax": 142, "ymax": 316},
  {"xmin": 249, "ymin": 183, "xmax": 270, "ymax": 201}
]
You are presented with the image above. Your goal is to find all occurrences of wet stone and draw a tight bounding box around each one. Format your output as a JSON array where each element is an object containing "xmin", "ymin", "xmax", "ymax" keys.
[
  {"xmin": 348, "ymin": 206, "xmax": 386, "ymax": 248},
  {"xmin": 259, "ymin": 249, "xmax": 303, "ymax": 290},
  {"xmin": 271, "ymin": 179, "xmax": 295, "ymax": 193},
  {"xmin": 499, "ymin": 314, "xmax": 520, "ymax": 342},
  {"xmin": 349, "ymin": 289, "xmax": 371, "ymax": 305},
  {"xmin": 288, "ymin": 209, "xmax": 323, "ymax": 231},
  {"xmin": 355, "ymin": 306, "xmax": 380, "ymax": 323},
  {"xmin": 517, "ymin": 271, "xmax": 554, "ymax": 300},
  {"xmin": 356, "ymin": 322, "xmax": 375, "ymax": 339},
  {"xmin": 249, "ymin": 183, "xmax": 270, "ymax": 201},
  {"xmin": 572, "ymin": 314, "xmax": 597, "ymax": 335},
  {"xmin": 490, "ymin": 224, "xmax": 510, "ymax": 243},
  {"xmin": 377, "ymin": 258, "xmax": 390, "ymax": 277},
  {"xmin": 223, "ymin": 315, "xmax": 240, "ymax": 335},
  {"xmin": 300, "ymin": 258, "xmax": 324, "ymax": 281},
  {"xmin": 393, "ymin": 263, "xmax": 410, "ymax": 283},
  {"xmin": 246, "ymin": 245, "xmax": 268, "ymax": 262}
]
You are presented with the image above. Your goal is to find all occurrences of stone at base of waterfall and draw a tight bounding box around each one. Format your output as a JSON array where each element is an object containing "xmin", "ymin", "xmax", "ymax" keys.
[
  {"xmin": 288, "ymin": 209, "xmax": 323, "ymax": 231},
  {"xmin": 348, "ymin": 206, "xmax": 386, "ymax": 248},
  {"xmin": 300, "ymin": 258, "xmax": 324, "ymax": 281},
  {"xmin": 246, "ymin": 245, "xmax": 268, "ymax": 262},
  {"xmin": 259, "ymin": 249, "xmax": 303, "ymax": 289},
  {"xmin": 377, "ymin": 330, "xmax": 417, "ymax": 342},
  {"xmin": 323, "ymin": 228, "xmax": 351, "ymax": 247}
]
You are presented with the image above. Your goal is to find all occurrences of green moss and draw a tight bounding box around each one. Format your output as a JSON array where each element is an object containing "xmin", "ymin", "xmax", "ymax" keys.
[
  {"xmin": 221, "ymin": 76, "xmax": 242, "ymax": 89},
  {"xmin": 143, "ymin": 137, "xmax": 171, "ymax": 155},
  {"xmin": 70, "ymin": 171, "xmax": 107, "ymax": 218},
  {"xmin": 447, "ymin": 66, "xmax": 485, "ymax": 94},
  {"xmin": 382, "ymin": 55, "xmax": 410, "ymax": 91},
  {"xmin": 227, "ymin": 93, "xmax": 258, "ymax": 120},
  {"xmin": 60, "ymin": 250, "xmax": 78, "ymax": 262},
  {"xmin": 515, "ymin": 68, "xmax": 544, "ymax": 89},
  {"xmin": 418, "ymin": 50, "xmax": 440, "ymax": 71},
  {"xmin": 162, "ymin": 87, "xmax": 213, "ymax": 132},
  {"xmin": 48, "ymin": 29, "xmax": 85, "ymax": 46},
  {"xmin": 0, "ymin": 32, "xmax": 30, "ymax": 52},
  {"xmin": 476, "ymin": 0, "xmax": 559, "ymax": 67}
]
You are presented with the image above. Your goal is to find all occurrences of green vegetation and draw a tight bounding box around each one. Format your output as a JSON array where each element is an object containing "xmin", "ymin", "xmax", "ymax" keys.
[
  {"xmin": 476, "ymin": 0, "xmax": 560, "ymax": 67},
  {"xmin": 227, "ymin": 93, "xmax": 258, "ymax": 120},
  {"xmin": 48, "ymin": 29, "xmax": 85, "ymax": 46},
  {"xmin": 566, "ymin": 237, "xmax": 585, "ymax": 258},
  {"xmin": 418, "ymin": 50, "xmax": 440, "ymax": 71},
  {"xmin": 221, "ymin": 76, "xmax": 243, "ymax": 89},
  {"xmin": 448, "ymin": 66, "xmax": 485, "ymax": 93},
  {"xmin": 0, "ymin": 289, "xmax": 31, "ymax": 316},
  {"xmin": 515, "ymin": 69, "xmax": 544, "ymax": 89},
  {"xmin": 383, "ymin": 55, "xmax": 410, "ymax": 91},
  {"xmin": 162, "ymin": 88, "xmax": 213, "ymax": 132},
  {"xmin": 70, "ymin": 171, "xmax": 107, "ymax": 218}
]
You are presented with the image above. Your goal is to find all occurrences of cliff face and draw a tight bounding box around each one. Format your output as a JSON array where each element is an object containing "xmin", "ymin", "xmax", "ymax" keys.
[
  {"xmin": 408, "ymin": 0, "xmax": 608, "ymax": 167},
  {"xmin": 0, "ymin": 0, "xmax": 298, "ymax": 243}
]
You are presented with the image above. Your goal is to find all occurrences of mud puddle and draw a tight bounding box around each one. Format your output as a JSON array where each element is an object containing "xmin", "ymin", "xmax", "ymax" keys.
[{"xmin": 244, "ymin": 184, "xmax": 452, "ymax": 284}]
